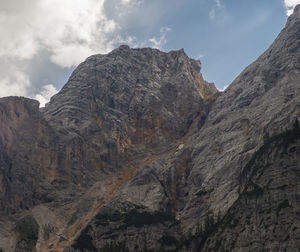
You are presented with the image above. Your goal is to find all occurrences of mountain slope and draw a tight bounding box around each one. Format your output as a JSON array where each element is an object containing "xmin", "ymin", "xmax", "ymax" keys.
[
  {"xmin": 0, "ymin": 5, "xmax": 300, "ymax": 252},
  {"xmin": 182, "ymin": 124, "xmax": 300, "ymax": 251},
  {"xmin": 176, "ymin": 3, "xmax": 300, "ymax": 227},
  {"xmin": 66, "ymin": 6, "xmax": 300, "ymax": 252},
  {"xmin": 0, "ymin": 47, "xmax": 217, "ymax": 252}
]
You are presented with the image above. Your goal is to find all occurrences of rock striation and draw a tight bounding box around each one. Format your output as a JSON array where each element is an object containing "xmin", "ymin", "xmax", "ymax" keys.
[{"xmin": 0, "ymin": 5, "xmax": 300, "ymax": 252}]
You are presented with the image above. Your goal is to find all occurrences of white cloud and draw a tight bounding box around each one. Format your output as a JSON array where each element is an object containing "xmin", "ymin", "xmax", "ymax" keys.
[
  {"xmin": 0, "ymin": 0, "xmax": 119, "ymax": 68},
  {"xmin": 209, "ymin": 0, "xmax": 223, "ymax": 21},
  {"xmin": 219, "ymin": 84, "xmax": 229, "ymax": 92},
  {"xmin": 35, "ymin": 84, "xmax": 59, "ymax": 107},
  {"xmin": 0, "ymin": 69, "xmax": 31, "ymax": 97},
  {"xmin": 284, "ymin": 0, "xmax": 300, "ymax": 15},
  {"xmin": 0, "ymin": 0, "xmax": 143, "ymax": 100},
  {"xmin": 215, "ymin": 0, "xmax": 222, "ymax": 8},
  {"xmin": 149, "ymin": 27, "xmax": 171, "ymax": 49},
  {"xmin": 209, "ymin": 9, "xmax": 216, "ymax": 20},
  {"xmin": 50, "ymin": 44, "xmax": 95, "ymax": 69}
]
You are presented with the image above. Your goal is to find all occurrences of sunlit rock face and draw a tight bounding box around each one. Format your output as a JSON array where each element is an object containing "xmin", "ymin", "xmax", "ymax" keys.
[
  {"xmin": 0, "ymin": 46, "xmax": 217, "ymax": 251},
  {"xmin": 0, "ymin": 6, "xmax": 300, "ymax": 252}
]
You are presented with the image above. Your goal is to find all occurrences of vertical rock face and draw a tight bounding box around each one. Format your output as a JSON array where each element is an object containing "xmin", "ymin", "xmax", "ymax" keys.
[
  {"xmin": 0, "ymin": 47, "xmax": 218, "ymax": 251},
  {"xmin": 40, "ymin": 46, "xmax": 218, "ymax": 197},
  {"xmin": 200, "ymin": 129, "xmax": 300, "ymax": 252},
  {"xmin": 0, "ymin": 97, "xmax": 44, "ymax": 213},
  {"xmin": 0, "ymin": 5, "xmax": 300, "ymax": 252},
  {"xmin": 43, "ymin": 46, "xmax": 216, "ymax": 145},
  {"xmin": 177, "ymin": 2, "xmax": 300, "ymax": 225}
]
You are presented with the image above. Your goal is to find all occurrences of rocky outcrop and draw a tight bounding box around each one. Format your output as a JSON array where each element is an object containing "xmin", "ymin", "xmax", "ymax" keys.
[
  {"xmin": 173, "ymin": 3, "xmax": 300, "ymax": 229},
  {"xmin": 63, "ymin": 7, "xmax": 300, "ymax": 251},
  {"xmin": 0, "ymin": 97, "xmax": 48, "ymax": 214},
  {"xmin": 0, "ymin": 47, "xmax": 217, "ymax": 251},
  {"xmin": 0, "ymin": 5, "xmax": 300, "ymax": 252},
  {"xmin": 40, "ymin": 46, "xmax": 217, "ymax": 189},
  {"xmin": 181, "ymin": 125, "xmax": 300, "ymax": 251}
]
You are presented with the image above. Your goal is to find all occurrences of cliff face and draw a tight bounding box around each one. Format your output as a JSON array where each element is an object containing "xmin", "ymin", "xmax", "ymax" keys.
[
  {"xmin": 0, "ymin": 47, "xmax": 217, "ymax": 251},
  {"xmin": 181, "ymin": 126, "xmax": 300, "ymax": 252},
  {"xmin": 176, "ymin": 3, "xmax": 300, "ymax": 228},
  {"xmin": 201, "ymin": 127, "xmax": 300, "ymax": 252},
  {"xmin": 0, "ymin": 5, "xmax": 300, "ymax": 252}
]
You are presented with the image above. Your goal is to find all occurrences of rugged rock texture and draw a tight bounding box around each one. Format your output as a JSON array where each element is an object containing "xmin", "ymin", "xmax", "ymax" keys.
[
  {"xmin": 41, "ymin": 45, "xmax": 217, "ymax": 189},
  {"xmin": 0, "ymin": 46, "xmax": 217, "ymax": 252},
  {"xmin": 0, "ymin": 97, "xmax": 50, "ymax": 213},
  {"xmin": 182, "ymin": 126, "xmax": 300, "ymax": 251},
  {"xmin": 0, "ymin": 5, "xmax": 300, "ymax": 252}
]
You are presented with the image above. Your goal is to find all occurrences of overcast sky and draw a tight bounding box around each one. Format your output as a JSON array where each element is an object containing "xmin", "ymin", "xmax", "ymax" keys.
[{"xmin": 0, "ymin": 0, "xmax": 298, "ymax": 106}]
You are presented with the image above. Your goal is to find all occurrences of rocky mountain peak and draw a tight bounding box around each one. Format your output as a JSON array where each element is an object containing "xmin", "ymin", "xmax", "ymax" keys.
[
  {"xmin": 0, "ymin": 12, "xmax": 299, "ymax": 252},
  {"xmin": 43, "ymin": 46, "xmax": 218, "ymax": 144},
  {"xmin": 290, "ymin": 4, "xmax": 300, "ymax": 18}
]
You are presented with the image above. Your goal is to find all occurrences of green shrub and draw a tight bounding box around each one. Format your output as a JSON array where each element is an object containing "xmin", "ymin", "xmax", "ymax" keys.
[
  {"xmin": 276, "ymin": 199, "xmax": 291, "ymax": 216},
  {"xmin": 43, "ymin": 224, "xmax": 57, "ymax": 240},
  {"xmin": 159, "ymin": 234, "xmax": 178, "ymax": 246},
  {"xmin": 14, "ymin": 215, "xmax": 39, "ymax": 249},
  {"xmin": 123, "ymin": 209, "xmax": 175, "ymax": 228},
  {"xmin": 72, "ymin": 225, "xmax": 97, "ymax": 251},
  {"xmin": 95, "ymin": 203, "xmax": 176, "ymax": 228},
  {"xmin": 100, "ymin": 242, "xmax": 129, "ymax": 252},
  {"xmin": 67, "ymin": 212, "xmax": 78, "ymax": 226}
]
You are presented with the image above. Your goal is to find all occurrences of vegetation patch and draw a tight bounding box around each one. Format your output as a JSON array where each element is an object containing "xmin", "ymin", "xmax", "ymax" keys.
[
  {"xmin": 100, "ymin": 242, "xmax": 129, "ymax": 252},
  {"xmin": 95, "ymin": 202, "xmax": 177, "ymax": 228},
  {"xmin": 67, "ymin": 212, "xmax": 78, "ymax": 226},
  {"xmin": 159, "ymin": 234, "xmax": 178, "ymax": 246},
  {"xmin": 95, "ymin": 209, "xmax": 123, "ymax": 226},
  {"xmin": 195, "ymin": 187, "xmax": 214, "ymax": 197},
  {"xmin": 241, "ymin": 118, "xmax": 300, "ymax": 184},
  {"xmin": 14, "ymin": 215, "xmax": 39, "ymax": 250},
  {"xmin": 276, "ymin": 199, "xmax": 291, "ymax": 216},
  {"xmin": 123, "ymin": 209, "xmax": 176, "ymax": 228},
  {"xmin": 195, "ymin": 189, "xmax": 207, "ymax": 196},
  {"xmin": 244, "ymin": 181, "xmax": 264, "ymax": 198},
  {"xmin": 43, "ymin": 223, "xmax": 57, "ymax": 240},
  {"xmin": 72, "ymin": 225, "xmax": 97, "ymax": 251}
]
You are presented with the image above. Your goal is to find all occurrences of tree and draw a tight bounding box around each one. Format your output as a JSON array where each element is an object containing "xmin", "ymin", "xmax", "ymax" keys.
[
  {"xmin": 195, "ymin": 221, "xmax": 202, "ymax": 236},
  {"xmin": 293, "ymin": 118, "xmax": 299, "ymax": 130},
  {"xmin": 217, "ymin": 210, "xmax": 222, "ymax": 223},
  {"xmin": 263, "ymin": 132, "xmax": 270, "ymax": 143}
]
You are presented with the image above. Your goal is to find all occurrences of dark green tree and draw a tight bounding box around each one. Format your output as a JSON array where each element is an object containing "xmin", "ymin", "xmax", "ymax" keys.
[
  {"xmin": 294, "ymin": 118, "xmax": 299, "ymax": 129},
  {"xmin": 263, "ymin": 132, "xmax": 270, "ymax": 143}
]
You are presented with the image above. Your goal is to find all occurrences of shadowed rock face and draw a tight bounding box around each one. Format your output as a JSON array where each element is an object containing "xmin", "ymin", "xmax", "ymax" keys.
[
  {"xmin": 0, "ymin": 6, "xmax": 300, "ymax": 252},
  {"xmin": 175, "ymin": 3, "xmax": 300, "ymax": 229}
]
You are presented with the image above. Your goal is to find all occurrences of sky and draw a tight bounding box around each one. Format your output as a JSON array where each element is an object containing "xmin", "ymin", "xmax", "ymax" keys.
[{"xmin": 0, "ymin": 0, "xmax": 298, "ymax": 107}]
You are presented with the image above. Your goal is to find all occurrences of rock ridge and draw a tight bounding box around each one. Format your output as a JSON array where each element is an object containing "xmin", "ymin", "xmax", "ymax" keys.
[{"xmin": 0, "ymin": 7, "xmax": 300, "ymax": 252}]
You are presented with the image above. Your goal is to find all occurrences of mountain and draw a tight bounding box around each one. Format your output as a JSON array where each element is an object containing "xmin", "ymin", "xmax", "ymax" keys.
[{"xmin": 0, "ymin": 5, "xmax": 299, "ymax": 252}]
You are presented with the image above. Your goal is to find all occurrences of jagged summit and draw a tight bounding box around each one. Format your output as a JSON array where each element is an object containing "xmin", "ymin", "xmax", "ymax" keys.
[
  {"xmin": 43, "ymin": 45, "xmax": 218, "ymax": 142},
  {"xmin": 108, "ymin": 44, "xmax": 186, "ymax": 57},
  {"xmin": 289, "ymin": 3, "xmax": 300, "ymax": 19}
]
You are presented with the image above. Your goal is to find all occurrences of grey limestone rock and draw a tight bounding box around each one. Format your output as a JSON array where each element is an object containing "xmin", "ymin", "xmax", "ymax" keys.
[{"xmin": 0, "ymin": 5, "xmax": 300, "ymax": 252}]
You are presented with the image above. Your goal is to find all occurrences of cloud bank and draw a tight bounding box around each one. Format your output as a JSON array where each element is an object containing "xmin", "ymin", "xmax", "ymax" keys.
[
  {"xmin": 34, "ymin": 84, "xmax": 59, "ymax": 107},
  {"xmin": 284, "ymin": 0, "xmax": 300, "ymax": 15},
  {"xmin": 149, "ymin": 27, "xmax": 172, "ymax": 49},
  {"xmin": 0, "ymin": 0, "xmax": 161, "ymax": 106},
  {"xmin": 0, "ymin": 0, "xmax": 119, "ymax": 67}
]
